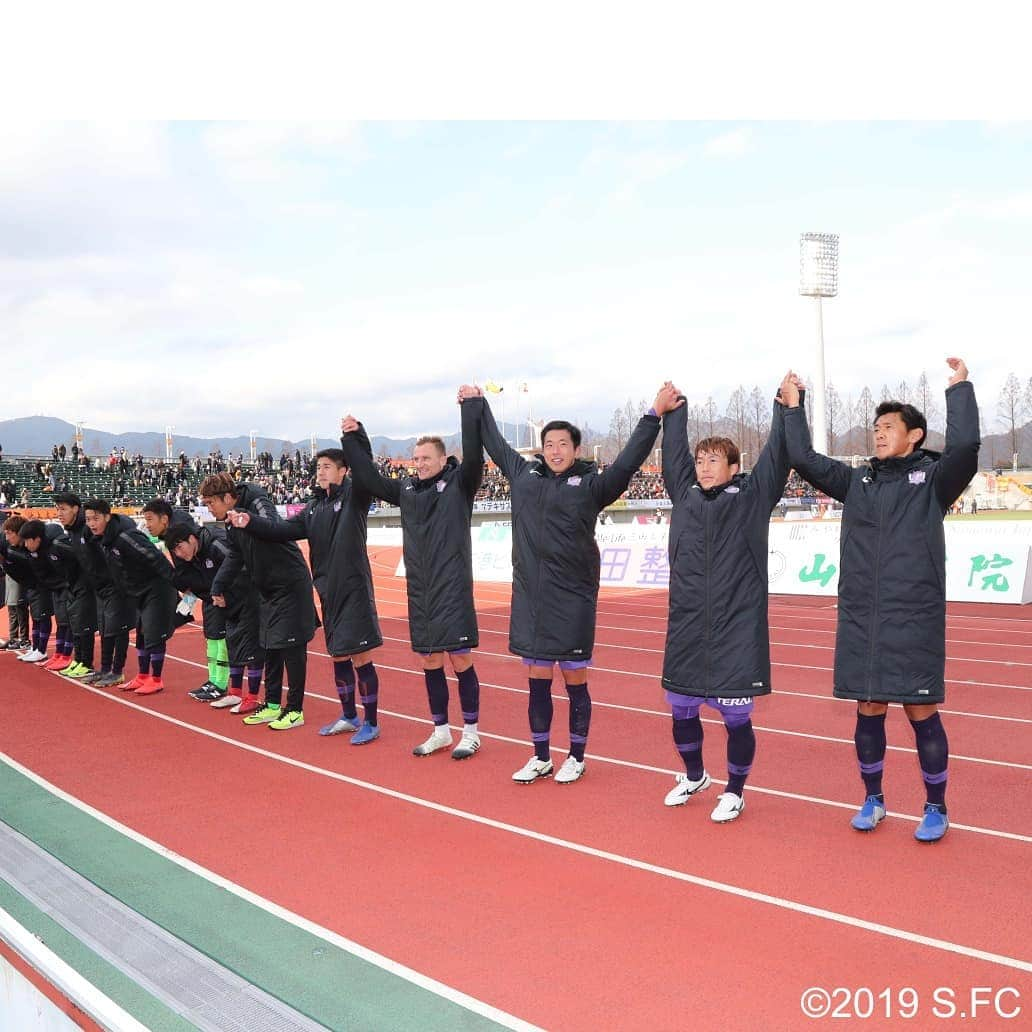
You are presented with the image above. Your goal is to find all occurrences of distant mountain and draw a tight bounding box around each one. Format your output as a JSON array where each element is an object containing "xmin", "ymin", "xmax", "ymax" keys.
[{"xmin": 0, "ymin": 415, "xmax": 526, "ymax": 461}]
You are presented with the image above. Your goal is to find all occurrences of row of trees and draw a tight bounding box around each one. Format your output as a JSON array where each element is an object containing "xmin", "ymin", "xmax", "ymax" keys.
[{"xmin": 600, "ymin": 370, "xmax": 1032, "ymax": 468}]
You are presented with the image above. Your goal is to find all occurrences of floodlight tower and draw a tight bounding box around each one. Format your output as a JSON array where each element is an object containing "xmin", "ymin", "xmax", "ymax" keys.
[
  {"xmin": 798, "ymin": 233, "xmax": 839, "ymax": 454},
  {"xmin": 165, "ymin": 425, "xmax": 175, "ymax": 461}
]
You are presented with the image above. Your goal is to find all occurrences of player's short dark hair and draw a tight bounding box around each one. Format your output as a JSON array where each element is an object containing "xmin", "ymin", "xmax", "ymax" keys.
[
  {"xmin": 414, "ymin": 436, "xmax": 446, "ymax": 456},
  {"xmin": 541, "ymin": 420, "xmax": 582, "ymax": 449},
  {"xmin": 163, "ymin": 523, "xmax": 197, "ymax": 553},
  {"xmin": 695, "ymin": 437, "xmax": 741, "ymax": 467},
  {"xmin": 53, "ymin": 492, "xmax": 82, "ymax": 508},
  {"xmin": 18, "ymin": 519, "xmax": 46, "ymax": 541},
  {"xmin": 141, "ymin": 498, "xmax": 174, "ymax": 519},
  {"xmin": 198, "ymin": 473, "xmax": 238, "ymax": 499},
  {"xmin": 315, "ymin": 448, "xmax": 347, "ymax": 468},
  {"xmin": 873, "ymin": 401, "xmax": 927, "ymax": 449},
  {"xmin": 83, "ymin": 498, "xmax": 111, "ymax": 515},
  {"xmin": 3, "ymin": 514, "xmax": 27, "ymax": 533}
]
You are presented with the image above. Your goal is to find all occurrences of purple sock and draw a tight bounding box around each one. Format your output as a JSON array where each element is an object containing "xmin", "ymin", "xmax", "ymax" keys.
[
  {"xmin": 229, "ymin": 666, "xmax": 244, "ymax": 691},
  {"xmin": 246, "ymin": 665, "xmax": 262, "ymax": 696},
  {"xmin": 673, "ymin": 716, "xmax": 705, "ymax": 780},
  {"xmin": 356, "ymin": 661, "xmax": 379, "ymax": 726},
  {"xmin": 333, "ymin": 659, "xmax": 357, "ymax": 719},
  {"xmin": 566, "ymin": 682, "xmax": 591, "ymax": 762},
  {"xmin": 456, "ymin": 666, "xmax": 480, "ymax": 724},
  {"xmin": 149, "ymin": 646, "xmax": 165, "ymax": 679},
  {"xmin": 423, "ymin": 667, "xmax": 449, "ymax": 725},
  {"xmin": 911, "ymin": 711, "xmax": 949, "ymax": 809},
  {"xmin": 855, "ymin": 712, "xmax": 887, "ymax": 799},
  {"xmin": 725, "ymin": 717, "xmax": 755, "ymax": 796},
  {"xmin": 528, "ymin": 677, "xmax": 553, "ymax": 760}
]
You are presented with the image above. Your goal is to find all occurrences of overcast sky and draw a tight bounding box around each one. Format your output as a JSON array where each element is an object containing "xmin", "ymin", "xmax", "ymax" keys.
[{"xmin": 2, "ymin": 120, "xmax": 1030, "ymax": 441}]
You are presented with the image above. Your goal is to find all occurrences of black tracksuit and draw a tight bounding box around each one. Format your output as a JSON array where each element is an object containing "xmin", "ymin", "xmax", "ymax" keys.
[
  {"xmin": 784, "ymin": 380, "xmax": 980, "ymax": 705},
  {"xmin": 471, "ymin": 396, "xmax": 661, "ymax": 660},
  {"xmin": 341, "ymin": 404, "xmax": 482, "ymax": 653}
]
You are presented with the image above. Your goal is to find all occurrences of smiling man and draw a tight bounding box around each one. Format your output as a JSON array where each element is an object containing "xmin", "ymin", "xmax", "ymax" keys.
[
  {"xmin": 462, "ymin": 382, "xmax": 680, "ymax": 785},
  {"xmin": 659, "ymin": 375, "xmax": 797, "ymax": 823},
  {"xmin": 341, "ymin": 404, "xmax": 484, "ymax": 761},
  {"xmin": 781, "ymin": 358, "xmax": 979, "ymax": 843}
]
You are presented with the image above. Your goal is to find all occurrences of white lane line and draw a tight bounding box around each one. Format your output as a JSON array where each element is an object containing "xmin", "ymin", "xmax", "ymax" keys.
[
  {"xmin": 5, "ymin": 717, "xmax": 1031, "ymax": 978},
  {"xmin": 158, "ymin": 645, "xmax": 1032, "ymax": 828},
  {"xmin": 0, "ymin": 753, "xmax": 543, "ymax": 1032}
]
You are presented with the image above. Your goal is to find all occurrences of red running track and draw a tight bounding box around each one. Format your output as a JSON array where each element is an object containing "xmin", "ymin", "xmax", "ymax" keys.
[{"xmin": 2, "ymin": 544, "xmax": 1030, "ymax": 1030}]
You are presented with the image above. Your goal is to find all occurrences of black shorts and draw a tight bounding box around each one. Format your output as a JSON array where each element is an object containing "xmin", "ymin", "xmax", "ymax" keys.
[
  {"xmin": 66, "ymin": 586, "xmax": 98, "ymax": 636},
  {"xmin": 133, "ymin": 580, "xmax": 177, "ymax": 650},
  {"xmin": 201, "ymin": 598, "xmax": 227, "ymax": 640},
  {"xmin": 97, "ymin": 589, "xmax": 136, "ymax": 637},
  {"xmin": 53, "ymin": 587, "xmax": 70, "ymax": 627},
  {"xmin": 26, "ymin": 587, "xmax": 54, "ymax": 621},
  {"xmin": 225, "ymin": 597, "xmax": 264, "ymax": 667}
]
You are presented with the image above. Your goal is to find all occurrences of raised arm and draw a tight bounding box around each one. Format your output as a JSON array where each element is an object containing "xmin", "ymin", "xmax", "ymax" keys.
[
  {"xmin": 749, "ymin": 378, "xmax": 803, "ymax": 510},
  {"xmin": 594, "ymin": 384, "xmax": 676, "ymax": 508},
  {"xmin": 341, "ymin": 417, "xmax": 401, "ymax": 505},
  {"xmin": 660, "ymin": 387, "xmax": 695, "ymax": 501},
  {"xmin": 458, "ymin": 393, "xmax": 485, "ymax": 498},
  {"xmin": 465, "ymin": 392, "xmax": 526, "ymax": 481},
  {"xmin": 934, "ymin": 358, "xmax": 980, "ymax": 511},
  {"xmin": 780, "ymin": 371, "xmax": 853, "ymax": 503}
]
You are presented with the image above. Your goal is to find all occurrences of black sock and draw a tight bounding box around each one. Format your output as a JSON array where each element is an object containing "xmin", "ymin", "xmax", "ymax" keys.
[
  {"xmin": 456, "ymin": 665, "xmax": 480, "ymax": 725},
  {"xmin": 910, "ymin": 711, "xmax": 949, "ymax": 809},
  {"xmin": 725, "ymin": 719, "xmax": 756, "ymax": 797},
  {"xmin": 113, "ymin": 633, "xmax": 129, "ymax": 674},
  {"xmin": 78, "ymin": 631, "xmax": 95, "ymax": 669},
  {"xmin": 673, "ymin": 716, "xmax": 705, "ymax": 780},
  {"xmin": 246, "ymin": 665, "xmax": 263, "ymax": 696},
  {"xmin": 149, "ymin": 646, "xmax": 165, "ymax": 679},
  {"xmin": 229, "ymin": 665, "xmax": 244, "ymax": 691},
  {"xmin": 528, "ymin": 677, "xmax": 554, "ymax": 761},
  {"xmin": 423, "ymin": 667, "xmax": 449, "ymax": 726},
  {"xmin": 566, "ymin": 682, "xmax": 591, "ymax": 762},
  {"xmin": 356, "ymin": 661, "xmax": 379, "ymax": 726},
  {"xmin": 100, "ymin": 635, "xmax": 115, "ymax": 674},
  {"xmin": 855, "ymin": 711, "xmax": 888, "ymax": 799}
]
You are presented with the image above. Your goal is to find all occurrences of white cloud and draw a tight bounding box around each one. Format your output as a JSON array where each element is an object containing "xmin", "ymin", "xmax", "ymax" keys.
[{"xmin": 703, "ymin": 127, "xmax": 753, "ymax": 157}]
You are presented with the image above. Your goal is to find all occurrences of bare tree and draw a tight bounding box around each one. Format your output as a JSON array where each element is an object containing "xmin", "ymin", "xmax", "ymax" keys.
[
  {"xmin": 608, "ymin": 406, "xmax": 629, "ymax": 453},
  {"xmin": 840, "ymin": 393, "xmax": 856, "ymax": 453},
  {"xmin": 726, "ymin": 386, "xmax": 748, "ymax": 457},
  {"xmin": 703, "ymin": 396, "xmax": 717, "ymax": 437},
  {"xmin": 826, "ymin": 382, "xmax": 844, "ymax": 453},
  {"xmin": 687, "ymin": 403, "xmax": 704, "ymax": 445},
  {"xmin": 895, "ymin": 379, "xmax": 912, "ymax": 404},
  {"xmin": 855, "ymin": 386, "xmax": 875, "ymax": 455},
  {"xmin": 915, "ymin": 371, "xmax": 943, "ymax": 434},
  {"xmin": 879, "ymin": 384, "xmax": 893, "ymax": 403},
  {"xmin": 748, "ymin": 385, "xmax": 770, "ymax": 459},
  {"xmin": 997, "ymin": 372, "xmax": 1026, "ymax": 465}
]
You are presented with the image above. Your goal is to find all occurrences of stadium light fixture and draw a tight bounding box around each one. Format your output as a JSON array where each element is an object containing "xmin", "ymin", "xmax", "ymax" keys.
[
  {"xmin": 249, "ymin": 430, "xmax": 258, "ymax": 464},
  {"xmin": 165, "ymin": 425, "xmax": 175, "ymax": 461},
  {"xmin": 799, "ymin": 232, "xmax": 839, "ymax": 454}
]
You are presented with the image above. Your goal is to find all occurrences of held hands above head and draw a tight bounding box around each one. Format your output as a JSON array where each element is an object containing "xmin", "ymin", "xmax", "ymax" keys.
[
  {"xmin": 777, "ymin": 371, "xmax": 804, "ymax": 408},
  {"xmin": 341, "ymin": 415, "xmax": 359, "ymax": 435},
  {"xmin": 652, "ymin": 381, "xmax": 684, "ymax": 416},
  {"xmin": 946, "ymin": 357, "xmax": 969, "ymax": 386},
  {"xmin": 226, "ymin": 510, "xmax": 251, "ymax": 528},
  {"xmin": 456, "ymin": 384, "xmax": 482, "ymax": 403}
]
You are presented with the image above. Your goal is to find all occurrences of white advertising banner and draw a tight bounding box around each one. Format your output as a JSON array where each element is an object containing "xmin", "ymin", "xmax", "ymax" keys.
[{"xmin": 459, "ymin": 519, "xmax": 1032, "ymax": 604}]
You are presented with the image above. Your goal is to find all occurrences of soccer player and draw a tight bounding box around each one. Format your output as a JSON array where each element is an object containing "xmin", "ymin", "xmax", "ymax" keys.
[
  {"xmin": 18, "ymin": 519, "xmax": 76, "ymax": 672},
  {"xmin": 85, "ymin": 499, "xmax": 177, "ymax": 696},
  {"xmin": 143, "ymin": 498, "xmax": 229, "ymax": 701},
  {"xmin": 659, "ymin": 376, "xmax": 796, "ymax": 823},
  {"xmin": 1, "ymin": 516, "xmax": 43, "ymax": 660},
  {"xmin": 163, "ymin": 522, "xmax": 266, "ymax": 714},
  {"xmin": 781, "ymin": 357, "xmax": 979, "ymax": 843},
  {"xmin": 81, "ymin": 502, "xmax": 135, "ymax": 688},
  {"xmin": 223, "ymin": 443, "xmax": 383, "ymax": 743},
  {"xmin": 52, "ymin": 493, "xmax": 100, "ymax": 679},
  {"xmin": 340, "ymin": 402, "xmax": 484, "ymax": 760},
  {"xmin": 462, "ymin": 382, "xmax": 680, "ymax": 784},
  {"xmin": 204, "ymin": 474, "xmax": 318, "ymax": 731}
]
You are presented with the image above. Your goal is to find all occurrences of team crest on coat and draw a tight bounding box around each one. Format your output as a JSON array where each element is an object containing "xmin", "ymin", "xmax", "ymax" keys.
[
  {"xmin": 908, "ymin": 470, "xmax": 926, "ymax": 484},
  {"xmin": 333, "ymin": 499, "xmax": 343, "ymax": 512},
  {"xmin": 725, "ymin": 485, "xmax": 740, "ymax": 494},
  {"xmin": 436, "ymin": 480, "xmax": 447, "ymax": 493},
  {"xmin": 204, "ymin": 559, "xmax": 214, "ymax": 568},
  {"xmin": 568, "ymin": 476, "xmax": 582, "ymax": 486}
]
